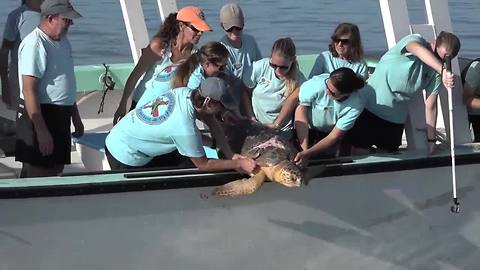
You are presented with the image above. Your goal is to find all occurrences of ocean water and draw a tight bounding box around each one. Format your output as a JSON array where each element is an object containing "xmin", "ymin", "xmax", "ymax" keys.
[{"xmin": 0, "ymin": 0, "xmax": 479, "ymax": 65}]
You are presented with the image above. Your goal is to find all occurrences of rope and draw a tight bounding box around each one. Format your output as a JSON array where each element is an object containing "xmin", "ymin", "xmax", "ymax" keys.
[{"xmin": 98, "ymin": 63, "xmax": 116, "ymax": 114}]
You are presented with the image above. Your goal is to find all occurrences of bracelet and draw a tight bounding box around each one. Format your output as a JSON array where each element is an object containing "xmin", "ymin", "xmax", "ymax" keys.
[{"xmin": 427, "ymin": 138, "xmax": 437, "ymax": 143}]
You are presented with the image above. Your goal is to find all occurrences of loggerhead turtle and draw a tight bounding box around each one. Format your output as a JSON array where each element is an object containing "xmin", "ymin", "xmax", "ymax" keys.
[{"xmin": 212, "ymin": 120, "xmax": 303, "ymax": 197}]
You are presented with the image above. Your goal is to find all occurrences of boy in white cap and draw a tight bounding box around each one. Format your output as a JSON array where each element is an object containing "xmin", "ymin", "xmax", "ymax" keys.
[{"xmin": 219, "ymin": 3, "xmax": 261, "ymax": 87}]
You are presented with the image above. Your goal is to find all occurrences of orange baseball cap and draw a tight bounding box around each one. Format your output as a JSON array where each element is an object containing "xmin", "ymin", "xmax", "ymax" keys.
[{"xmin": 177, "ymin": 6, "xmax": 212, "ymax": 32}]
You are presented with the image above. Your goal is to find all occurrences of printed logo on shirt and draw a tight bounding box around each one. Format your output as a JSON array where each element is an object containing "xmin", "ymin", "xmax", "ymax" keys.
[
  {"xmin": 135, "ymin": 92, "xmax": 175, "ymax": 125},
  {"xmin": 154, "ymin": 65, "xmax": 177, "ymax": 82},
  {"xmin": 234, "ymin": 63, "xmax": 242, "ymax": 70},
  {"xmin": 259, "ymin": 77, "xmax": 271, "ymax": 85}
]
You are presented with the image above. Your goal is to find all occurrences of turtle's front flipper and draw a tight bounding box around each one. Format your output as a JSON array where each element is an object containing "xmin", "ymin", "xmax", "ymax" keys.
[
  {"xmin": 264, "ymin": 160, "xmax": 303, "ymax": 187},
  {"xmin": 212, "ymin": 169, "xmax": 266, "ymax": 197}
]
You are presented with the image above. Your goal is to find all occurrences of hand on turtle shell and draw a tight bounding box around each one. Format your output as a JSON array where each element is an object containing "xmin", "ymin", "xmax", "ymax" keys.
[{"xmin": 235, "ymin": 156, "xmax": 257, "ymax": 176}]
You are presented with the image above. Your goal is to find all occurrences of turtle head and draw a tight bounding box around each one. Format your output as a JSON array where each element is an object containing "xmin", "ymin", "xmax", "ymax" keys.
[{"xmin": 272, "ymin": 160, "xmax": 303, "ymax": 187}]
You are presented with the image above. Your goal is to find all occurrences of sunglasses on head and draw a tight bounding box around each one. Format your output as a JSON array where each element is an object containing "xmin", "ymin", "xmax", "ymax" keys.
[
  {"xmin": 269, "ymin": 61, "xmax": 290, "ymax": 71},
  {"xmin": 333, "ymin": 37, "xmax": 350, "ymax": 44},
  {"xmin": 226, "ymin": 26, "xmax": 243, "ymax": 32}
]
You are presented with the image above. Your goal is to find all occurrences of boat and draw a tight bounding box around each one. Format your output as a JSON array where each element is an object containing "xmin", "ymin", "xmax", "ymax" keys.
[{"xmin": 1, "ymin": 0, "xmax": 480, "ymax": 268}]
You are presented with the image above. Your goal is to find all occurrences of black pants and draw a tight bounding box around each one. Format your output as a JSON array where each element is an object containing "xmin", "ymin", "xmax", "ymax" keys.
[
  {"xmin": 344, "ymin": 109, "xmax": 404, "ymax": 152},
  {"xmin": 468, "ymin": 114, "xmax": 480, "ymax": 142},
  {"xmin": 105, "ymin": 146, "xmax": 194, "ymax": 171}
]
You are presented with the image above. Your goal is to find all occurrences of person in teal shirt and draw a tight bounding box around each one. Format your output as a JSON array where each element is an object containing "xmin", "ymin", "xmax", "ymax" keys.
[
  {"xmin": 309, "ymin": 23, "xmax": 368, "ymax": 80},
  {"xmin": 218, "ymin": 3, "xmax": 262, "ymax": 82},
  {"xmin": 105, "ymin": 77, "xmax": 256, "ymax": 175},
  {"xmin": 113, "ymin": 6, "xmax": 210, "ymax": 125},
  {"xmin": 462, "ymin": 59, "xmax": 480, "ymax": 142},
  {"xmin": 0, "ymin": 0, "xmax": 42, "ymax": 109},
  {"xmin": 345, "ymin": 31, "xmax": 460, "ymax": 153},
  {"xmin": 242, "ymin": 37, "xmax": 306, "ymax": 139},
  {"xmin": 294, "ymin": 68, "xmax": 366, "ymax": 166},
  {"xmin": 137, "ymin": 41, "xmax": 230, "ymax": 106}
]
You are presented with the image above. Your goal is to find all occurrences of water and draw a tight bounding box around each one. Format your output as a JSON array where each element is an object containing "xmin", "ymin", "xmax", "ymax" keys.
[{"xmin": 0, "ymin": 0, "xmax": 479, "ymax": 65}]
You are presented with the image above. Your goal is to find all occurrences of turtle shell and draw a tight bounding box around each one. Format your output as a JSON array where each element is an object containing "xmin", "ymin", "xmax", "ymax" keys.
[{"xmin": 224, "ymin": 120, "xmax": 298, "ymax": 167}]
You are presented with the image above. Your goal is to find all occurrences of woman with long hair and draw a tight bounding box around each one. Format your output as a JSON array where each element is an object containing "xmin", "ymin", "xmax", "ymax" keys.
[
  {"xmin": 242, "ymin": 37, "xmax": 304, "ymax": 138},
  {"xmin": 309, "ymin": 23, "xmax": 368, "ymax": 79},
  {"xmin": 113, "ymin": 6, "xmax": 211, "ymax": 124}
]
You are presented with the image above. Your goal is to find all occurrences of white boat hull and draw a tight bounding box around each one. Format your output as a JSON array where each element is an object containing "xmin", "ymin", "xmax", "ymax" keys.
[{"xmin": 1, "ymin": 163, "xmax": 479, "ymax": 269}]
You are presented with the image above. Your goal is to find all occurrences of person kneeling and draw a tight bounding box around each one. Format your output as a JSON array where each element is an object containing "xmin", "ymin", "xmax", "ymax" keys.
[{"xmin": 105, "ymin": 77, "xmax": 256, "ymax": 175}]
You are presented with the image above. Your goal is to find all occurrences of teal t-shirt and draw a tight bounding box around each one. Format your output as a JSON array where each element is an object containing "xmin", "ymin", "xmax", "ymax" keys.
[
  {"xmin": 465, "ymin": 60, "xmax": 480, "ymax": 115},
  {"xmin": 132, "ymin": 50, "xmax": 176, "ymax": 103},
  {"xmin": 186, "ymin": 65, "xmax": 205, "ymax": 90},
  {"xmin": 309, "ymin": 51, "xmax": 368, "ymax": 79},
  {"xmin": 3, "ymin": 5, "xmax": 40, "ymax": 101},
  {"xmin": 364, "ymin": 34, "xmax": 441, "ymax": 124},
  {"xmin": 243, "ymin": 58, "xmax": 305, "ymax": 131},
  {"xmin": 106, "ymin": 87, "xmax": 205, "ymax": 166},
  {"xmin": 18, "ymin": 27, "xmax": 77, "ymax": 105},
  {"xmin": 299, "ymin": 74, "xmax": 365, "ymax": 132},
  {"xmin": 220, "ymin": 34, "xmax": 262, "ymax": 80}
]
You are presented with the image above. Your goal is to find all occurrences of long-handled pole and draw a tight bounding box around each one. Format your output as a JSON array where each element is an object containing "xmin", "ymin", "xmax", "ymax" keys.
[{"xmin": 445, "ymin": 56, "xmax": 460, "ymax": 213}]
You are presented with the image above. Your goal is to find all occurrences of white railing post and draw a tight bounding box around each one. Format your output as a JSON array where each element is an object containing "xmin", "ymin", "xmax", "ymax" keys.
[{"xmin": 119, "ymin": 0, "xmax": 150, "ymax": 64}]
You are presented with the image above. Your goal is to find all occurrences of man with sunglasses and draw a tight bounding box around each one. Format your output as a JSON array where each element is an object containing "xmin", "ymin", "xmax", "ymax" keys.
[
  {"xmin": 219, "ymin": 3, "xmax": 262, "ymax": 94},
  {"xmin": 345, "ymin": 31, "xmax": 460, "ymax": 154},
  {"xmin": 15, "ymin": 0, "xmax": 83, "ymax": 177}
]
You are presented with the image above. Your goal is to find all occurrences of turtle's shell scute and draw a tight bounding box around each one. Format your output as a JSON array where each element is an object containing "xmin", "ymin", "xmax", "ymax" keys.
[{"xmin": 224, "ymin": 120, "xmax": 298, "ymax": 167}]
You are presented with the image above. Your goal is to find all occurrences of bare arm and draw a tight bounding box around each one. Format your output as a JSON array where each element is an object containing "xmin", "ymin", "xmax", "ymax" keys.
[
  {"xmin": 23, "ymin": 74, "xmax": 53, "ymax": 156},
  {"xmin": 272, "ymin": 87, "xmax": 299, "ymax": 128},
  {"xmin": 405, "ymin": 41, "xmax": 443, "ymax": 74},
  {"xmin": 0, "ymin": 40, "xmax": 14, "ymax": 103},
  {"xmin": 406, "ymin": 41, "xmax": 454, "ymax": 89},
  {"xmin": 113, "ymin": 39, "xmax": 165, "ymax": 124},
  {"xmin": 294, "ymin": 105, "xmax": 309, "ymax": 151},
  {"xmin": 463, "ymin": 83, "xmax": 480, "ymax": 109},
  {"xmin": 425, "ymin": 93, "xmax": 438, "ymax": 137},
  {"xmin": 241, "ymin": 83, "xmax": 255, "ymax": 120},
  {"xmin": 200, "ymin": 114, "xmax": 234, "ymax": 159},
  {"xmin": 294, "ymin": 127, "xmax": 344, "ymax": 166},
  {"xmin": 189, "ymin": 155, "xmax": 256, "ymax": 175}
]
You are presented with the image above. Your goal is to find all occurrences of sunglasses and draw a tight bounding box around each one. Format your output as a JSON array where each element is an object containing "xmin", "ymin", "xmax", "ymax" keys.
[
  {"xmin": 211, "ymin": 62, "xmax": 226, "ymax": 71},
  {"xmin": 269, "ymin": 61, "xmax": 290, "ymax": 72},
  {"xmin": 333, "ymin": 37, "xmax": 350, "ymax": 45},
  {"xmin": 184, "ymin": 23, "xmax": 201, "ymax": 34},
  {"xmin": 226, "ymin": 26, "xmax": 243, "ymax": 32}
]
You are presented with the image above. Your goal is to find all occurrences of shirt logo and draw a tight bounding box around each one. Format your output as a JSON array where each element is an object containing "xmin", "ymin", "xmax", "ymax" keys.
[
  {"xmin": 259, "ymin": 77, "xmax": 270, "ymax": 85},
  {"xmin": 135, "ymin": 92, "xmax": 175, "ymax": 125},
  {"xmin": 154, "ymin": 65, "xmax": 177, "ymax": 82},
  {"xmin": 234, "ymin": 63, "xmax": 242, "ymax": 70}
]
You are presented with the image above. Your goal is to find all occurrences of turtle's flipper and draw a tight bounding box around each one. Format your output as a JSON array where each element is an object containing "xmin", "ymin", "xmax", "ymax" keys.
[
  {"xmin": 264, "ymin": 160, "xmax": 303, "ymax": 187},
  {"xmin": 212, "ymin": 170, "xmax": 266, "ymax": 197}
]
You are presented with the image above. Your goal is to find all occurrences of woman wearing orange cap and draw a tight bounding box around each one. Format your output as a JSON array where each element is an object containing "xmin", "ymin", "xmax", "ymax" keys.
[{"xmin": 113, "ymin": 6, "xmax": 212, "ymax": 125}]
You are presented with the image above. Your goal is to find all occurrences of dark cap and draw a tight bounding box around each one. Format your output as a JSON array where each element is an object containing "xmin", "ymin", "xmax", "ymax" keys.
[
  {"xmin": 199, "ymin": 77, "xmax": 240, "ymax": 115},
  {"xmin": 41, "ymin": 0, "xmax": 82, "ymax": 19}
]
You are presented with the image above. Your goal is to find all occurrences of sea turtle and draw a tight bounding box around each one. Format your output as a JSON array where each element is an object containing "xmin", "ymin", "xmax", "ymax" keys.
[{"xmin": 212, "ymin": 120, "xmax": 303, "ymax": 197}]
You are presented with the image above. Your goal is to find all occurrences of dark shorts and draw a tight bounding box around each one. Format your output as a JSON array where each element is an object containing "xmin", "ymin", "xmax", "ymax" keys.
[
  {"xmin": 105, "ymin": 146, "xmax": 194, "ymax": 171},
  {"xmin": 344, "ymin": 109, "xmax": 404, "ymax": 152},
  {"xmin": 15, "ymin": 103, "xmax": 73, "ymax": 168}
]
